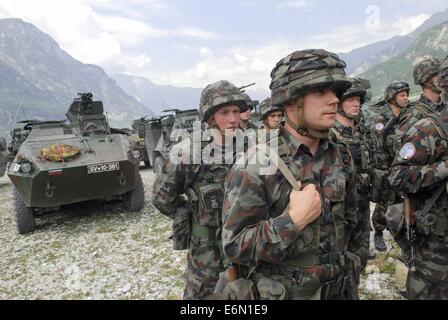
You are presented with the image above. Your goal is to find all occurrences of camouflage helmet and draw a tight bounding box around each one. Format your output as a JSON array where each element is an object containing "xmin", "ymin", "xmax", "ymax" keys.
[
  {"xmin": 438, "ymin": 56, "xmax": 448, "ymax": 90},
  {"xmin": 259, "ymin": 98, "xmax": 283, "ymax": 120},
  {"xmin": 199, "ymin": 80, "xmax": 248, "ymax": 123},
  {"xmin": 413, "ymin": 58, "xmax": 442, "ymax": 86},
  {"xmin": 270, "ymin": 49, "xmax": 351, "ymax": 106},
  {"xmin": 384, "ymin": 81, "xmax": 410, "ymax": 102},
  {"xmin": 241, "ymin": 93, "xmax": 255, "ymax": 111},
  {"xmin": 340, "ymin": 78, "xmax": 367, "ymax": 104}
]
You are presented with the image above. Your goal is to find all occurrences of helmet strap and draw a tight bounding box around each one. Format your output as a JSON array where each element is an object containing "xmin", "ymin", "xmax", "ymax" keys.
[{"xmin": 285, "ymin": 102, "xmax": 329, "ymax": 140}]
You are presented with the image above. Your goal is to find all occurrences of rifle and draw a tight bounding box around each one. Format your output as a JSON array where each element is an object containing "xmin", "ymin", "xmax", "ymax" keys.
[
  {"xmin": 382, "ymin": 115, "xmax": 398, "ymax": 135},
  {"xmin": 403, "ymin": 197, "xmax": 417, "ymax": 271}
]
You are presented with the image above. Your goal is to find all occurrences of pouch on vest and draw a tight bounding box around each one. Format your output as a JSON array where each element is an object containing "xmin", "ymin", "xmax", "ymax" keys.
[
  {"xmin": 255, "ymin": 274, "xmax": 287, "ymax": 300},
  {"xmin": 214, "ymin": 268, "xmax": 258, "ymax": 300},
  {"xmin": 172, "ymin": 207, "xmax": 192, "ymax": 250},
  {"xmin": 198, "ymin": 183, "xmax": 224, "ymax": 227}
]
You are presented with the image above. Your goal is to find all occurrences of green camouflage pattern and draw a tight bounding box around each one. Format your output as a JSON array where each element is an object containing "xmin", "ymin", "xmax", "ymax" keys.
[
  {"xmin": 393, "ymin": 95, "xmax": 445, "ymax": 154},
  {"xmin": 384, "ymin": 81, "xmax": 410, "ymax": 102},
  {"xmin": 259, "ymin": 97, "xmax": 283, "ymax": 120},
  {"xmin": 438, "ymin": 56, "xmax": 448, "ymax": 89},
  {"xmin": 413, "ymin": 58, "xmax": 442, "ymax": 86},
  {"xmin": 389, "ymin": 108, "xmax": 448, "ymax": 299},
  {"xmin": 329, "ymin": 120, "xmax": 371, "ymax": 270},
  {"xmin": 269, "ymin": 49, "xmax": 351, "ymax": 106},
  {"xmin": 369, "ymin": 104, "xmax": 401, "ymax": 233},
  {"xmin": 340, "ymin": 78, "xmax": 367, "ymax": 104},
  {"xmin": 152, "ymin": 136, "xmax": 233, "ymax": 299},
  {"xmin": 221, "ymin": 126, "xmax": 358, "ymax": 299},
  {"xmin": 199, "ymin": 80, "xmax": 248, "ymax": 123}
]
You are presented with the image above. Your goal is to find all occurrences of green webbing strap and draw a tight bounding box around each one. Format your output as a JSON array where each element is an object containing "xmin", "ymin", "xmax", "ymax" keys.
[
  {"xmin": 255, "ymin": 142, "xmax": 321, "ymax": 255},
  {"xmin": 191, "ymin": 223, "xmax": 217, "ymax": 241}
]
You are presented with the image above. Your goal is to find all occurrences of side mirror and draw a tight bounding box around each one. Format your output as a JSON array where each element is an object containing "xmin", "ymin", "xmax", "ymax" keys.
[{"xmin": 0, "ymin": 137, "xmax": 6, "ymax": 152}]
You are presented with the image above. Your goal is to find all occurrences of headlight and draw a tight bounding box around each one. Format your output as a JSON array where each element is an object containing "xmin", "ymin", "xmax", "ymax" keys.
[
  {"xmin": 20, "ymin": 162, "xmax": 32, "ymax": 173},
  {"xmin": 131, "ymin": 150, "xmax": 141, "ymax": 159}
]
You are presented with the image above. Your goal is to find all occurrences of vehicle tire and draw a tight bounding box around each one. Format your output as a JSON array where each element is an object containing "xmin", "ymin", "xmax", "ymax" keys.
[
  {"xmin": 123, "ymin": 172, "xmax": 145, "ymax": 211},
  {"xmin": 153, "ymin": 155, "xmax": 164, "ymax": 176},
  {"xmin": 144, "ymin": 160, "xmax": 151, "ymax": 168},
  {"xmin": 12, "ymin": 187, "xmax": 36, "ymax": 234}
]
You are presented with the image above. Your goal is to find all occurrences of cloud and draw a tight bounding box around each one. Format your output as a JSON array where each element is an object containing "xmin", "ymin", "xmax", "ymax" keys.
[
  {"xmin": 391, "ymin": 13, "xmax": 431, "ymax": 35},
  {"xmin": 173, "ymin": 27, "xmax": 219, "ymax": 40},
  {"xmin": 276, "ymin": 0, "xmax": 311, "ymax": 10}
]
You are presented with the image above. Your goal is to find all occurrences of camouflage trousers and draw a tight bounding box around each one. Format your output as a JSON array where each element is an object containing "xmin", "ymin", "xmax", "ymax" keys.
[
  {"xmin": 407, "ymin": 269, "xmax": 448, "ymax": 300},
  {"xmin": 183, "ymin": 236, "xmax": 225, "ymax": 300},
  {"xmin": 372, "ymin": 190, "xmax": 399, "ymax": 233},
  {"xmin": 349, "ymin": 193, "xmax": 371, "ymax": 271}
]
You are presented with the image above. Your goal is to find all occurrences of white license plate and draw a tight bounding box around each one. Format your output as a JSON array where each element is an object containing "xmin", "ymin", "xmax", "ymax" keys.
[{"xmin": 87, "ymin": 162, "xmax": 120, "ymax": 174}]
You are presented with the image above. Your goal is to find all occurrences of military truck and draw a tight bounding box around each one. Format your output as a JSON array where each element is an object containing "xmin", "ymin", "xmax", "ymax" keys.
[
  {"xmin": 0, "ymin": 135, "xmax": 7, "ymax": 177},
  {"xmin": 8, "ymin": 93, "xmax": 145, "ymax": 234},
  {"xmin": 144, "ymin": 108, "xmax": 199, "ymax": 175}
]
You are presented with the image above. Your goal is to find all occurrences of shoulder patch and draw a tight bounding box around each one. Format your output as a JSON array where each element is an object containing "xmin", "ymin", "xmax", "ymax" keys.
[
  {"xmin": 375, "ymin": 123, "xmax": 384, "ymax": 131},
  {"xmin": 399, "ymin": 143, "xmax": 416, "ymax": 160}
]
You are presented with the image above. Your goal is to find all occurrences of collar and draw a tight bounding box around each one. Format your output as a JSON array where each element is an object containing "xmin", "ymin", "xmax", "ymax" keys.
[{"xmin": 280, "ymin": 125, "xmax": 330, "ymax": 158}]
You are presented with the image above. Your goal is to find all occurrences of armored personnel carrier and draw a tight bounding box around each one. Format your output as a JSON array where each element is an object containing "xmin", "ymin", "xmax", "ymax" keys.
[
  {"xmin": 8, "ymin": 93, "xmax": 145, "ymax": 234},
  {"xmin": 144, "ymin": 108, "xmax": 199, "ymax": 175}
]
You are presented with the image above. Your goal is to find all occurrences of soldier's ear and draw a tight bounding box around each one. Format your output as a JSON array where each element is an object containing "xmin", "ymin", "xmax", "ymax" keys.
[{"xmin": 208, "ymin": 116, "xmax": 216, "ymax": 127}]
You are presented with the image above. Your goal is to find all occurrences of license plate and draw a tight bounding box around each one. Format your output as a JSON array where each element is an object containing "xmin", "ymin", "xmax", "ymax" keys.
[{"xmin": 87, "ymin": 162, "xmax": 120, "ymax": 174}]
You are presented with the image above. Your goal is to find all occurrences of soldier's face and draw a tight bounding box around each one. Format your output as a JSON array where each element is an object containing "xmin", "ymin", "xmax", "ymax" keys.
[
  {"xmin": 266, "ymin": 111, "xmax": 283, "ymax": 129},
  {"xmin": 395, "ymin": 91, "xmax": 409, "ymax": 107},
  {"xmin": 209, "ymin": 104, "xmax": 241, "ymax": 134},
  {"xmin": 240, "ymin": 109, "xmax": 251, "ymax": 121},
  {"xmin": 342, "ymin": 96, "xmax": 361, "ymax": 117},
  {"xmin": 302, "ymin": 89, "xmax": 339, "ymax": 130}
]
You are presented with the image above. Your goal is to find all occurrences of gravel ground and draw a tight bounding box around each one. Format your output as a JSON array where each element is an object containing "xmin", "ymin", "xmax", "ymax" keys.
[{"xmin": 0, "ymin": 169, "xmax": 405, "ymax": 300}]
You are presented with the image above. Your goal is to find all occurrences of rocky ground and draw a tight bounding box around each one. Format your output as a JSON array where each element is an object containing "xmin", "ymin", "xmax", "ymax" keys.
[{"xmin": 0, "ymin": 168, "xmax": 405, "ymax": 300}]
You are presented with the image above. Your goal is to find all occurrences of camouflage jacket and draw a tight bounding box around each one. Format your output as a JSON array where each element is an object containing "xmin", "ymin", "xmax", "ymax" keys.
[
  {"xmin": 369, "ymin": 104, "xmax": 400, "ymax": 170},
  {"xmin": 393, "ymin": 95, "xmax": 445, "ymax": 153},
  {"xmin": 152, "ymin": 136, "xmax": 233, "ymax": 227},
  {"xmin": 330, "ymin": 120, "xmax": 372, "ymax": 178},
  {"xmin": 389, "ymin": 109, "xmax": 448, "ymax": 282},
  {"xmin": 222, "ymin": 126, "xmax": 358, "ymax": 267}
]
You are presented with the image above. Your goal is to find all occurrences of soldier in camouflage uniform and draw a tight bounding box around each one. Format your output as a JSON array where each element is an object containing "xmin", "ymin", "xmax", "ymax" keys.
[
  {"xmin": 152, "ymin": 80, "xmax": 248, "ymax": 300},
  {"xmin": 369, "ymin": 81, "xmax": 410, "ymax": 251},
  {"xmin": 259, "ymin": 97, "xmax": 283, "ymax": 131},
  {"xmin": 394, "ymin": 58, "xmax": 444, "ymax": 151},
  {"xmin": 221, "ymin": 49, "xmax": 360, "ymax": 300},
  {"xmin": 329, "ymin": 78, "xmax": 372, "ymax": 271},
  {"xmin": 240, "ymin": 93, "xmax": 259, "ymax": 131},
  {"xmin": 387, "ymin": 59, "xmax": 448, "ymax": 299}
]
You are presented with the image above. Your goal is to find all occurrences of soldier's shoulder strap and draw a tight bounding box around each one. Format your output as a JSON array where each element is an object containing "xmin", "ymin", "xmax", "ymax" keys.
[
  {"xmin": 426, "ymin": 113, "xmax": 448, "ymax": 140},
  {"xmin": 255, "ymin": 142, "xmax": 300, "ymax": 191}
]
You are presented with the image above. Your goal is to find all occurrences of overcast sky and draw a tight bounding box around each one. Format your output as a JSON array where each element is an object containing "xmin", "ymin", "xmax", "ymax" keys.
[{"xmin": 0, "ymin": 0, "xmax": 447, "ymax": 92}]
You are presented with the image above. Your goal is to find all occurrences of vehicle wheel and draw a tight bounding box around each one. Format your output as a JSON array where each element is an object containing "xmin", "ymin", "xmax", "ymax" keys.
[
  {"xmin": 153, "ymin": 156, "xmax": 164, "ymax": 176},
  {"xmin": 123, "ymin": 172, "xmax": 145, "ymax": 211},
  {"xmin": 12, "ymin": 187, "xmax": 36, "ymax": 234}
]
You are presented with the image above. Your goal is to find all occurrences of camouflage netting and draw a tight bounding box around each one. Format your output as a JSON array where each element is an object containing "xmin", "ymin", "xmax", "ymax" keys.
[
  {"xmin": 269, "ymin": 49, "xmax": 351, "ymax": 106},
  {"xmin": 41, "ymin": 144, "xmax": 81, "ymax": 162},
  {"xmin": 413, "ymin": 58, "xmax": 442, "ymax": 86},
  {"xmin": 199, "ymin": 80, "xmax": 248, "ymax": 122}
]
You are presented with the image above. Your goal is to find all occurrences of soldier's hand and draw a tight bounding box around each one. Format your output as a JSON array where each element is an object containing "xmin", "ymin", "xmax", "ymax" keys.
[{"xmin": 289, "ymin": 182, "xmax": 321, "ymax": 230}]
